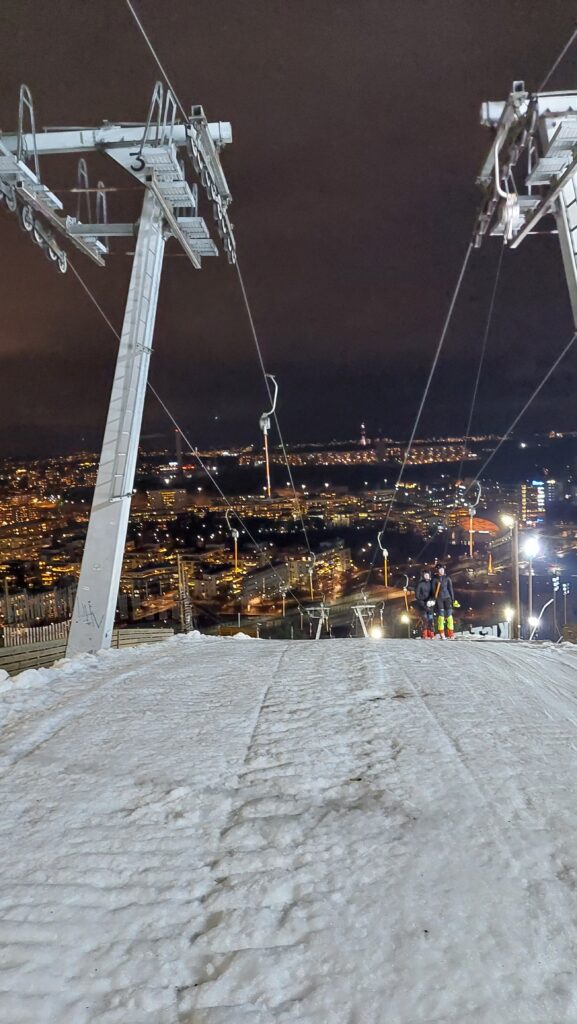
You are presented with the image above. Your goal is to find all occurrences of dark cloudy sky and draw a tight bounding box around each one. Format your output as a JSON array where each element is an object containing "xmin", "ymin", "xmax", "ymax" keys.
[{"xmin": 0, "ymin": 0, "xmax": 576, "ymax": 455}]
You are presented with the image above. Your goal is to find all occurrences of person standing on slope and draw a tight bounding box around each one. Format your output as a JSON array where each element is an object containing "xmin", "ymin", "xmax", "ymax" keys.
[
  {"xmin": 432, "ymin": 564, "xmax": 456, "ymax": 639},
  {"xmin": 415, "ymin": 569, "xmax": 435, "ymax": 638}
]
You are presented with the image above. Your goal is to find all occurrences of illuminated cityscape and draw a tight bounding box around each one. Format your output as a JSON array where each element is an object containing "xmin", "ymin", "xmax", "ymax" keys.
[{"xmin": 3, "ymin": 429, "xmax": 577, "ymax": 641}]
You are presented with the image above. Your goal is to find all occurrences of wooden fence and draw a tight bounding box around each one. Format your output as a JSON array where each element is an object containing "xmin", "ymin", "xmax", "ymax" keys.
[
  {"xmin": 0, "ymin": 628, "xmax": 175, "ymax": 677},
  {"xmin": 2, "ymin": 621, "xmax": 71, "ymax": 646}
]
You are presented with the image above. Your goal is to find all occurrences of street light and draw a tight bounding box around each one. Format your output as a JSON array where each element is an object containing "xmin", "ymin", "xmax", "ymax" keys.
[
  {"xmin": 563, "ymin": 581, "xmax": 571, "ymax": 626},
  {"xmin": 400, "ymin": 612, "xmax": 411, "ymax": 639},
  {"xmin": 500, "ymin": 514, "xmax": 521, "ymax": 639},
  {"xmin": 369, "ymin": 624, "xmax": 383, "ymax": 640},
  {"xmin": 528, "ymin": 615, "xmax": 540, "ymax": 636},
  {"xmin": 552, "ymin": 574, "xmax": 560, "ymax": 639},
  {"xmin": 522, "ymin": 535, "xmax": 540, "ymax": 631}
]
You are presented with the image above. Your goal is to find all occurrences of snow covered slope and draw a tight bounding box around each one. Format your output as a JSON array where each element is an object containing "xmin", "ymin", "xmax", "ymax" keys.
[{"xmin": 2, "ymin": 634, "xmax": 577, "ymax": 1023}]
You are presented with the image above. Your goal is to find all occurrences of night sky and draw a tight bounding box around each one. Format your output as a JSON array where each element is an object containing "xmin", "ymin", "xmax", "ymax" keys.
[{"xmin": 1, "ymin": 0, "xmax": 577, "ymax": 456}]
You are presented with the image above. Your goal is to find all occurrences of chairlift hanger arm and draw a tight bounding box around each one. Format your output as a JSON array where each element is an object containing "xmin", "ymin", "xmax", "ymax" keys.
[
  {"xmin": 262, "ymin": 374, "xmax": 278, "ymax": 420},
  {"xmin": 477, "ymin": 86, "xmax": 531, "ymax": 188}
]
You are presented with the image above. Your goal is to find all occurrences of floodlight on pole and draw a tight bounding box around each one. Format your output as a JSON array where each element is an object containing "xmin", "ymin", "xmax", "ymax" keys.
[
  {"xmin": 522, "ymin": 535, "xmax": 540, "ymax": 630},
  {"xmin": 528, "ymin": 614, "xmax": 541, "ymax": 638},
  {"xmin": 504, "ymin": 605, "xmax": 515, "ymax": 638},
  {"xmin": 523, "ymin": 536, "xmax": 540, "ymax": 560},
  {"xmin": 563, "ymin": 580, "xmax": 571, "ymax": 626},
  {"xmin": 500, "ymin": 514, "xmax": 521, "ymax": 639}
]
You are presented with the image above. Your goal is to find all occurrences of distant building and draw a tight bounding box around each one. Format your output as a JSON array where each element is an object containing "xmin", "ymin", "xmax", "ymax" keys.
[
  {"xmin": 2, "ymin": 582, "xmax": 77, "ymax": 626},
  {"xmin": 315, "ymin": 540, "xmax": 352, "ymax": 574},
  {"xmin": 147, "ymin": 489, "xmax": 188, "ymax": 512},
  {"xmin": 242, "ymin": 562, "xmax": 308, "ymax": 601},
  {"xmin": 192, "ymin": 577, "xmax": 218, "ymax": 600},
  {"xmin": 520, "ymin": 481, "xmax": 545, "ymax": 526},
  {"xmin": 544, "ymin": 479, "xmax": 563, "ymax": 505}
]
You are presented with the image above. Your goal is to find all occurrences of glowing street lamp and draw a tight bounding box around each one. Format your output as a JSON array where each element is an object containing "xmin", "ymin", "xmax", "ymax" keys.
[
  {"xmin": 523, "ymin": 535, "xmax": 540, "ymax": 559},
  {"xmin": 369, "ymin": 624, "xmax": 383, "ymax": 640},
  {"xmin": 500, "ymin": 514, "xmax": 521, "ymax": 639},
  {"xmin": 563, "ymin": 581, "xmax": 571, "ymax": 626},
  {"xmin": 522, "ymin": 535, "xmax": 540, "ymax": 630},
  {"xmin": 400, "ymin": 612, "xmax": 411, "ymax": 639}
]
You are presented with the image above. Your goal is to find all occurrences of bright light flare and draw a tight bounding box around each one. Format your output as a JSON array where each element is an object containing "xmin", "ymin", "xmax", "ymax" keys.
[
  {"xmin": 523, "ymin": 536, "xmax": 540, "ymax": 559},
  {"xmin": 369, "ymin": 625, "xmax": 383, "ymax": 640}
]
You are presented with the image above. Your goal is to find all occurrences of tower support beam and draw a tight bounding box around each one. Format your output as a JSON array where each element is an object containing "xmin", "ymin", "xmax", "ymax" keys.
[{"xmin": 67, "ymin": 189, "xmax": 165, "ymax": 655}]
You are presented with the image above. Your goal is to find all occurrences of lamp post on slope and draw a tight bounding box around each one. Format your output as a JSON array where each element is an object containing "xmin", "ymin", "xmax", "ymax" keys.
[
  {"xmin": 563, "ymin": 581, "xmax": 571, "ymax": 627},
  {"xmin": 501, "ymin": 515, "xmax": 521, "ymax": 639},
  {"xmin": 523, "ymin": 535, "xmax": 540, "ymax": 636},
  {"xmin": 552, "ymin": 574, "xmax": 560, "ymax": 639}
]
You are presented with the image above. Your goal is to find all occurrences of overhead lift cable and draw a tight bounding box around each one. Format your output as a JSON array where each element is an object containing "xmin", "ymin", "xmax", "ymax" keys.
[
  {"xmin": 124, "ymin": 0, "xmax": 189, "ymax": 123},
  {"xmin": 436, "ymin": 239, "xmax": 506, "ymax": 561},
  {"xmin": 539, "ymin": 24, "xmax": 577, "ymax": 91},
  {"xmin": 466, "ymin": 330, "xmax": 577, "ymax": 488},
  {"xmin": 365, "ymin": 240, "xmax": 474, "ymax": 582},
  {"xmin": 455, "ymin": 241, "xmax": 506, "ymax": 486},
  {"xmin": 68, "ymin": 258, "xmax": 310, "ymax": 618},
  {"xmin": 235, "ymin": 262, "xmax": 314, "ymax": 557},
  {"xmin": 123, "ymin": 0, "xmax": 315, "ymax": 563}
]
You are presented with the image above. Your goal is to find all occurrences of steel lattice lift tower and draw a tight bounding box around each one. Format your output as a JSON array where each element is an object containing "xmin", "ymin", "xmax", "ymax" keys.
[{"xmin": 0, "ymin": 83, "xmax": 236, "ymax": 655}]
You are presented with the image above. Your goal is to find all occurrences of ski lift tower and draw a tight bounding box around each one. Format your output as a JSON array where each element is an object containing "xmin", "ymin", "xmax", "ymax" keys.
[
  {"xmin": 0, "ymin": 83, "xmax": 236, "ymax": 656},
  {"xmin": 475, "ymin": 81, "xmax": 577, "ymax": 326}
]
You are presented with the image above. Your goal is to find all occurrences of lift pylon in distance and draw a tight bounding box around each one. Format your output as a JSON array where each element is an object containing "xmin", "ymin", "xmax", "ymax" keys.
[
  {"xmin": 475, "ymin": 81, "xmax": 577, "ymax": 325},
  {"xmin": 0, "ymin": 82, "xmax": 236, "ymax": 655}
]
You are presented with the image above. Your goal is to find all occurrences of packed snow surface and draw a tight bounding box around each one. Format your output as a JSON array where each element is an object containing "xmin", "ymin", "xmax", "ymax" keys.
[{"xmin": 3, "ymin": 634, "xmax": 577, "ymax": 1022}]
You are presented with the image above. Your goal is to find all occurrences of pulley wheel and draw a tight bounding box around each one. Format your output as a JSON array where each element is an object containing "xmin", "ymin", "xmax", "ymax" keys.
[{"xmin": 19, "ymin": 204, "xmax": 35, "ymax": 232}]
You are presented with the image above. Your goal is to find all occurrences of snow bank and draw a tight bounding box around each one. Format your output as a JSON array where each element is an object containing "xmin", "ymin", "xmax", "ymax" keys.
[{"xmin": 2, "ymin": 637, "xmax": 577, "ymax": 1022}]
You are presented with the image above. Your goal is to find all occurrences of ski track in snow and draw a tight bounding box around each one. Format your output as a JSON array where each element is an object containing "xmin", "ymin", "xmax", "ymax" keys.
[{"xmin": 2, "ymin": 635, "xmax": 577, "ymax": 1021}]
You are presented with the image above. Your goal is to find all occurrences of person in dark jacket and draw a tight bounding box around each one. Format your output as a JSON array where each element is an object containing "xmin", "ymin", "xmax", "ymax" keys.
[
  {"xmin": 415, "ymin": 569, "xmax": 435, "ymax": 638},
  {"xmin": 432, "ymin": 564, "xmax": 455, "ymax": 638}
]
